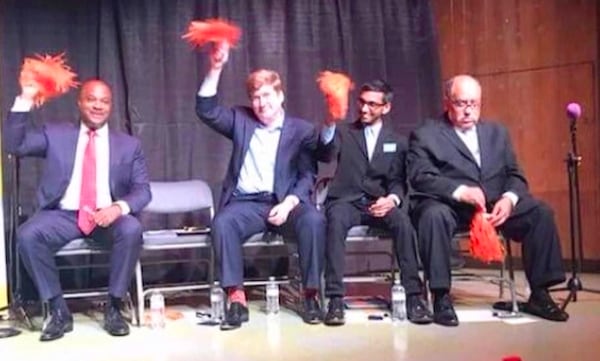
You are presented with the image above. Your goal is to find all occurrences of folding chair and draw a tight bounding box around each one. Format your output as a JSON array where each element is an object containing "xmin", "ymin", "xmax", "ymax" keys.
[{"xmin": 134, "ymin": 179, "xmax": 214, "ymax": 325}]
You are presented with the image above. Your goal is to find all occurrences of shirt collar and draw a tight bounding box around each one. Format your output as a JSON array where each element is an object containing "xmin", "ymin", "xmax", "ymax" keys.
[
  {"xmin": 261, "ymin": 114, "xmax": 284, "ymax": 132},
  {"xmin": 364, "ymin": 121, "xmax": 383, "ymax": 135},
  {"xmin": 80, "ymin": 123, "xmax": 109, "ymax": 137}
]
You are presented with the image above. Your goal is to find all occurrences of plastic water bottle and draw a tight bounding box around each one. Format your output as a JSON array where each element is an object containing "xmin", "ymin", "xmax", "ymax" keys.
[
  {"xmin": 149, "ymin": 290, "xmax": 165, "ymax": 329},
  {"xmin": 210, "ymin": 282, "xmax": 225, "ymax": 322},
  {"xmin": 265, "ymin": 276, "xmax": 280, "ymax": 315},
  {"xmin": 391, "ymin": 279, "xmax": 406, "ymax": 322}
]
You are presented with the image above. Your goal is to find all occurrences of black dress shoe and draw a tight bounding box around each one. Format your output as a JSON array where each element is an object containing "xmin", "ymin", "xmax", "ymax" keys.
[
  {"xmin": 40, "ymin": 308, "xmax": 73, "ymax": 342},
  {"xmin": 524, "ymin": 290, "xmax": 569, "ymax": 322},
  {"xmin": 433, "ymin": 292, "xmax": 459, "ymax": 327},
  {"xmin": 104, "ymin": 306, "xmax": 130, "ymax": 336},
  {"xmin": 221, "ymin": 302, "xmax": 249, "ymax": 330},
  {"xmin": 323, "ymin": 297, "xmax": 345, "ymax": 326},
  {"xmin": 302, "ymin": 297, "xmax": 322, "ymax": 324},
  {"xmin": 406, "ymin": 294, "xmax": 433, "ymax": 325}
]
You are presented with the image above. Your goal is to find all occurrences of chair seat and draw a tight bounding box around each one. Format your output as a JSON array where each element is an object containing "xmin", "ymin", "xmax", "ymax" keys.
[
  {"xmin": 56, "ymin": 238, "xmax": 107, "ymax": 256},
  {"xmin": 346, "ymin": 225, "xmax": 391, "ymax": 241},
  {"xmin": 142, "ymin": 230, "xmax": 211, "ymax": 249},
  {"xmin": 244, "ymin": 231, "xmax": 285, "ymax": 246}
]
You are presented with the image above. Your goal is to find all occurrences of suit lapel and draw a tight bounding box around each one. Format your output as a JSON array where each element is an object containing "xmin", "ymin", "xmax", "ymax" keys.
[
  {"xmin": 477, "ymin": 122, "xmax": 491, "ymax": 175},
  {"xmin": 64, "ymin": 127, "xmax": 80, "ymax": 178},
  {"xmin": 370, "ymin": 123, "xmax": 390, "ymax": 163},
  {"xmin": 108, "ymin": 129, "xmax": 117, "ymax": 191},
  {"xmin": 349, "ymin": 121, "xmax": 368, "ymax": 161},
  {"xmin": 439, "ymin": 120, "xmax": 479, "ymax": 166},
  {"xmin": 273, "ymin": 116, "xmax": 292, "ymax": 196},
  {"xmin": 240, "ymin": 119, "xmax": 259, "ymax": 173}
]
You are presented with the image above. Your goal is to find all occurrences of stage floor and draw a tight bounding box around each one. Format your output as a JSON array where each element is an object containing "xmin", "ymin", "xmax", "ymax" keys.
[{"xmin": 1, "ymin": 270, "xmax": 600, "ymax": 361}]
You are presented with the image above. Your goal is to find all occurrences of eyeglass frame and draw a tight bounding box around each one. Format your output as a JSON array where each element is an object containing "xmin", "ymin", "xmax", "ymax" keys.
[
  {"xmin": 357, "ymin": 98, "xmax": 388, "ymax": 109},
  {"xmin": 449, "ymin": 98, "xmax": 481, "ymax": 110}
]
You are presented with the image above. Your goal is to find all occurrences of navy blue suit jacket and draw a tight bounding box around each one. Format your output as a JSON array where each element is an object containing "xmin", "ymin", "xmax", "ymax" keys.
[
  {"xmin": 196, "ymin": 95, "xmax": 317, "ymax": 209},
  {"xmin": 4, "ymin": 112, "xmax": 151, "ymax": 214}
]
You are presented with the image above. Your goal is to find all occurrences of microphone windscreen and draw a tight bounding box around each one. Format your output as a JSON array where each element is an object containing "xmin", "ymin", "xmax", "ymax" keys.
[{"xmin": 566, "ymin": 102, "xmax": 582, "ymax": 120}]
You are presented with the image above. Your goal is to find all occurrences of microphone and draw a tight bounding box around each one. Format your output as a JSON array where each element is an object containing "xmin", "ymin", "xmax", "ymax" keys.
[{"xmin": 566, "ymin": 102, "xmax": 582, "ymax": 122}]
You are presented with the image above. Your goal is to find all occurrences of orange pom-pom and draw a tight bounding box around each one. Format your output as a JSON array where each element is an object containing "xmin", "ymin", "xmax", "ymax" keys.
[
  {"xmin": 469, "ymin": 211, "xmax": 505, "ymax": 263},
  {"xmin": 182, "ymin": 18, "xmax": 241, "ymax": 48},
  {"xmin": 19, "ymin": 53, "xmax": 79, "ymax": 107},
  {"xmin": 316, "ymin": 71, "xmax": 354, "ymax": 120}
]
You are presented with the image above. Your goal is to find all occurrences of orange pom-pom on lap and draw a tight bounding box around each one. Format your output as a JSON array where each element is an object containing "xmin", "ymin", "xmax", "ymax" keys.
[
  {"xmin": 469, "ymin": 210, "xmax": 505, "ymax": 263},
  {"xmin": 182, "ymin": 18, "xmax": 241, "ymax": 48},
  {"xmin": 316, "ymin": 71, "xmax": 354, "ymax": 121},
  {"xmin": 19, "ymin": 53, "xmax": 79, "ymax": 107}
]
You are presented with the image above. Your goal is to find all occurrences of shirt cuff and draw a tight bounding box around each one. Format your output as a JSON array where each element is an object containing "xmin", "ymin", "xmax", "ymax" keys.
[
  {"xmin": 388, "ymin": 194, "xmax": 401, "ymax": 207},
  {"xmin": 11, "ymin": 96, "xmax": 34, "ymax": 112},
  {"xmin": 198, "ymin": 68, "xmax": 222, "ymax": 97},
  {"xmin": 114, "ymin": 201, "xmax": 131, "ymax": 215},
  {"xmin": 502, "ymin": 191, "xmax": 519, "ymax": 207},
  {"xmin": 320, "ymin": 124, "xmax": 336, "ymax": 145},
  {"xmin": 452, "ymin": 185, "xmax": 468, "ymax": 201}
]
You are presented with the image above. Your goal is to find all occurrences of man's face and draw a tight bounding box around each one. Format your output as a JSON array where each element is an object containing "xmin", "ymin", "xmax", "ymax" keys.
[
  {"xmin": 445, "ymin": 78, "xmax": 482, "ymax": 131},
  {"xmin": 78, "ymin": 81, "xmax": 112, "ymax": 130},
  {"xmin": 357, "ymin": 90, "xmax": 390, "ymax": 125},
  {"xmin": 250, "ymin": 84, "xmax": 284, "ymax": 126}
]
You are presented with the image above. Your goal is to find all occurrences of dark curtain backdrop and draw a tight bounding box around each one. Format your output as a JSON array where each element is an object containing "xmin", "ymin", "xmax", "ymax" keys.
[{"xmin": 0, "ymin": 0, "xmax": 441, "ymax": 229}]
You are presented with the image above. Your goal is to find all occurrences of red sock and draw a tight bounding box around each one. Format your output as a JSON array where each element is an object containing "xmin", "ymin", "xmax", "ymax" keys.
[
  {"xmin": 227, "ymin": 287, "xmax": 247, "ymax": 306},
  {"xmin": 304, "ymin": 288, "xmax": 317, "ymax": 299}
]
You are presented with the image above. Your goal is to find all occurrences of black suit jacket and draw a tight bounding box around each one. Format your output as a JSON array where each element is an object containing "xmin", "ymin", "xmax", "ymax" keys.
[
  {"xmin": 196, "ymin": 95, "xmax": 318, "ymax": 209},
  {"xmin": 407, "ymin": 114, "xmax": 534, "ymax": 213},
  {"xmin": 319, "ymin": 120, "xmax": 408, "ymax": 204}
]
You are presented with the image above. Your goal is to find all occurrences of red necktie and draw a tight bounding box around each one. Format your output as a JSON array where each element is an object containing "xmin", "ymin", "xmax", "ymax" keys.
[{"xmin": 78, "ymin": 130, "xmax": 97, "ymax": 235}]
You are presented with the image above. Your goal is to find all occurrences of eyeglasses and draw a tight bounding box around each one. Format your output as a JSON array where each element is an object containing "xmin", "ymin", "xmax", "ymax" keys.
[
  {"xmin": 450, "ymin": 99, "xmax": 480, "ymax": 110},
  {"xmin": 358, "ymin": 98, "xmax": 387, "ymax": 109}
]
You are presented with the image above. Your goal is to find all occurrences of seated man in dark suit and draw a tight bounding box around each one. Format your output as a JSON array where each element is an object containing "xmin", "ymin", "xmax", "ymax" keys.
[
  {"xmin": 195, "ymin": 43, "xmax": 325, "ymax": 329},
  {"xmin": 408, "ymin": 74, "xmax": 568, "ymax": 326},
  {"xmin": 3, "ymin": 79, "xmax": 152, "ymax": 341},
  {"xmin": 318, "ymin": 80, "xmax": 432, "ymax": 326}
]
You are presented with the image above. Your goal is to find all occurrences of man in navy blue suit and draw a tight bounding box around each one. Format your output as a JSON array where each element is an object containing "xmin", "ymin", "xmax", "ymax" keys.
[
  {"xmin": 4, "ymin": 79, "xmax": 151, "ymax": 341},
  {"xmin": 195, "ymin": 43, "xmax": 325, "ymax": 329}
]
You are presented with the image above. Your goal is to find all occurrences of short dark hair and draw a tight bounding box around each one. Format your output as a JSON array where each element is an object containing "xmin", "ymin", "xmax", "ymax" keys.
[{"xmin": 360, "ymin": 79, "xmax": 393, "ymax": 103}]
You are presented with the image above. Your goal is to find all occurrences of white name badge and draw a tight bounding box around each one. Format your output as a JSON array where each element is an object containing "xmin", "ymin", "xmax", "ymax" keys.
[{"xmin": 383, "ymin": 142, "xmax": 397, "ymax": 153}]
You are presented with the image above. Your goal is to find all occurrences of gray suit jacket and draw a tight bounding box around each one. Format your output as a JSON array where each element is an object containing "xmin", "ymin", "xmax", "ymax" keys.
[{"xmin": 4, "ymin": 111, "xmax": 151, "ymax": 214}]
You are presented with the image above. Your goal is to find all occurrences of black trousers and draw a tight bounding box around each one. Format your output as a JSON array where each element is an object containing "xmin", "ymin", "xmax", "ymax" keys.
[
  {"xmin": 412, "ymin": 198, "xmax": 565, "ymax": 291},
  {"xmin": 17, "ymin": 209, "xmax": 143, "ymax": 301},
  {"xmin": 211, "ymin": 194, "xmax": 326, "ymax": 289},
  {"xmin": 324, "ymin": 197, "xmax": 423, "ymax": 297}
]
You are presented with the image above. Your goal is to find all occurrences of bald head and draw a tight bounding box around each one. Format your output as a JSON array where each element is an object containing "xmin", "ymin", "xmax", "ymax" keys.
[
  {"xmin": 77, "ymin": 79, "xmax": 112, "ymax": 130},
  {"xmin": 443, "ymin": 74, "xmax": 482, "ymax": 130}
]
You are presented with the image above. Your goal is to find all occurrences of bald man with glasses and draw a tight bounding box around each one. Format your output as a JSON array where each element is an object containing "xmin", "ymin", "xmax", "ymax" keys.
[{"xmin": 408, "ymin": 74, "xmax": 568, "ymax": 326}]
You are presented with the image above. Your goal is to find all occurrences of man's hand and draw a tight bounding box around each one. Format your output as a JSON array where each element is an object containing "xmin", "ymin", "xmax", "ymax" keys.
[
  {"xmin": 18, "ymin": 72, "xmax": 40, "ymax": 103},
  {"xmin": 210, "ymin": 41, "xmax": 230, "ymax": 71},
  {"xmin": 267, "ymin": 196, "xmax": 299, "ymax": 226},
  {"xmin": 93, "ymin": 204, "xmax": 123, "ymax": 228},
  {"xmin": 457, "ymin": 186, "xmax": 486, "ymax": 210},
  {"xmin": 368, "ymin": 196, "xmax": 396, "ymax": 218},
  {"xmin": 487, "ymin": 197, "xmax": 513, "ymax": 227}
]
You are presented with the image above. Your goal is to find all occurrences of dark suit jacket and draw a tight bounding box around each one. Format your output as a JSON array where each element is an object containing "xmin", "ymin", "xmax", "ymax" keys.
[
  {"xmin": 407, "ymin": 114, "xmax": 533, "ymax": 213},
  {"xmin": 196, "ymin": 95, "xmax": 317, "ymax": 209},
  {"xmin": 4, "ymin": 112, "xmax": 151, "ymax": 214},
  {"xmin": 318, "ymin": 120, "xmax": 408, "ymax": 204}
]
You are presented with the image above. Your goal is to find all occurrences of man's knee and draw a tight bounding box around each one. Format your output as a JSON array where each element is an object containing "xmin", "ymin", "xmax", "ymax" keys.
[
  {"xmin": 114, "ymin": 215, "xmax": 143, "ymax": 246},
  {"xmin": 16, "ymin": 222, "xmax": 43, "ymax": 255},
  {"xmin": 418, "ymin": 204, "xmax": 454, "ymax": 227}
]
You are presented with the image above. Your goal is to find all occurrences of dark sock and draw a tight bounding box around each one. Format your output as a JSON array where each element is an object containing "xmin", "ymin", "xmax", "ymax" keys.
[
  {"xmin": 108, "ymin": 295, "xmax": 123, "ymax": 309},
  {"xmin": 49, "ymin": 295, "xmax": 69, "ymax": 314},
  {"xmin": 432, "ymin": 289, "xmax": 449, "ymax": 299}
]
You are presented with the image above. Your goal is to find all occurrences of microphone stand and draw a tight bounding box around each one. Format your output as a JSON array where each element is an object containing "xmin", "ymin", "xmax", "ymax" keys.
[
  {"xmin": 0, "ymin": 155, "xmax": 33, "ymax": 338},
  {"xmin": 550, "ymin": 117, "xmax": 600, "ymax": 310}
]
